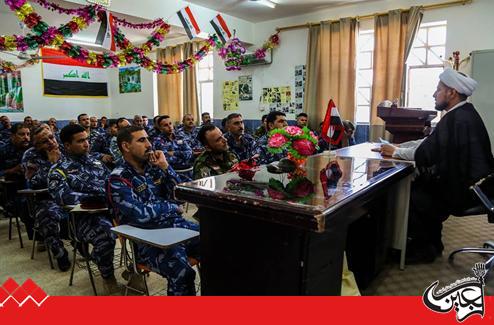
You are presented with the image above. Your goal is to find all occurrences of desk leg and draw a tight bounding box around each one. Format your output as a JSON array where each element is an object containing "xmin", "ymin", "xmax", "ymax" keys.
[{"xmin": 389, "ymin": 174, "xmax": 411, "ymax": 270}]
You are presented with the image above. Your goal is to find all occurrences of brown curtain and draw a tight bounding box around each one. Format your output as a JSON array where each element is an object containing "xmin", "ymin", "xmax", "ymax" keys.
[
  {"xmin": 157, "ymin": 45, "xmax": 184, "ymax": 121},
  {"xmin": 369, "ymin": 7, "xmax": 423, "ymax": 141},
  {"xmin": 305, "ymin": 18, "xmax": 357, "ymax": 132},
  {"xmin": 183, "ymin": 42, "xmax": 200, "ymax": 123}
]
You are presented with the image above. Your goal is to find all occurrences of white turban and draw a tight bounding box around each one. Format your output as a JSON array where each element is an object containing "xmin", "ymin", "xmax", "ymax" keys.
[{"xmin": 439, "ymin": 68, "xmax": 478, "ymax": 96}]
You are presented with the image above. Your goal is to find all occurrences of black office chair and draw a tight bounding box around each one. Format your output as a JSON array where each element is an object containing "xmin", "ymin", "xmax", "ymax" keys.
[{"xmin": 449, "ymin": 174, "xmax": 494, "ymax": 273}]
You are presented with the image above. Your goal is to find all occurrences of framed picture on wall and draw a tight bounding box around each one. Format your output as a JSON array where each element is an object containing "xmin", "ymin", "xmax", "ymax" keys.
[
  {"xmin": 119, "ymin": 67, "xmax": 142, "ymax": 94},
  {"xmin": 0, "ymin": 71, "xmax": 23, "ymax": 113}
]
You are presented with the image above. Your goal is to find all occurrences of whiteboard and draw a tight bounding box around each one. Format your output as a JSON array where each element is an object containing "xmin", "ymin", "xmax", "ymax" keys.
[{"xmin": 471, "ymin": 49, "xmax": 494, "ymax": 153}]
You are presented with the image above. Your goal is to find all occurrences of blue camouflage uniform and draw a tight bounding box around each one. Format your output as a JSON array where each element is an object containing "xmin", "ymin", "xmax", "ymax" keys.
[
  {"xmin": 88, "ymin": 129, "xmax": 109, "ymax": 158},
  {"xmin": 223, "ymin": 132, "xmax": 257, "ymax": 161},
  {"xmin": 253, "ymin": 134, "xmax": 287, "ymax": 165},
  {"xmin": 109, "ymin": 137, "xmax": 123, "ymax": 165},
  {"xmin": 0, "ymin": 128, "xmax": 11, "ymax": 145},
  {"xmin": 152, "ymin": 133, "xmax": 193, "ymax": 178},
  {"xmin": 176, "ymin": 127, "xmax": 203, "ymax": 152},
  {"xmin": 0, "ymin": 141, "xmax": 31, "ymax": 236},
  {"xmin": 48, "ymin": 154, "xmax": 116, "ymax": 278},
  {"xmin": 22, "ymin": 148, "xmax": 68, "ymax": 258},
  {"xmin": 147, "ymin": 128, "xmax": 160, "ymax": 142},
  {"xmin": 107, "ymin": 161, "xmax": 199, "ymax": 296}
]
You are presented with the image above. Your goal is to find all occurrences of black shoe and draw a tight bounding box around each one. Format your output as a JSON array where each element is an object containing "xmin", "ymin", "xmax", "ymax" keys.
[{"xmin": 57, "ymin": 251, "xmax": 71, "ymax": 272}]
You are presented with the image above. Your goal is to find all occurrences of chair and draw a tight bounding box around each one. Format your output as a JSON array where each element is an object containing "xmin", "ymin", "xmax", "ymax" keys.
[
  {"xmin": 448, "ymin": 174, "xmax": 494, "ymax": 274},
  {"xmin": 111, "ymin": 224, "xmax": 199, "ymax": 296},
  {"xmin": 0, "ymin": 177, "xmax": 23, "ymax": 248},
  {"xmin": 67, "ymin": 204, "xmax": 109, "ymax": 296},
  {"xmin": 17, "ymin": 188, "xmax": 54, "ymax": 269}
]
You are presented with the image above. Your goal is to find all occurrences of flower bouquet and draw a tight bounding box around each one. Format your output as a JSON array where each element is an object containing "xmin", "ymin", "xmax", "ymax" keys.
[{"xmin": 267, "ymin": 125, "xmax": 319, "ymax": 175}]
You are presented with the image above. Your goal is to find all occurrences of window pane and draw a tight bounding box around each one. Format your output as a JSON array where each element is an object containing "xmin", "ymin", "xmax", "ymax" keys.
[
  {"xmin": 407, "ymin": 67, "xmax": 443, "ymax": 109},
  {"xmin": 355, "ymin": 106, "xmax": 370, "ymax": 123},
  {"xmin": 428, "ymin": 26, "xmax": 446, "ymax": 46},
  {"xmin": 407, "ymin": 47, "xmax": 426, "ymax": 66},
  {"xmin": 209, "ymin": 68, "xmax": 214, "ymax": 80},
  {"xmin": 413, "ymin": 28, "xmax": 427, "ymax": 48},
  {"xmin": 198, "ymin": 68, "xmax": 209, "ymax": 81},
  {"xmin": 359, "ymin": 33, "xmax": 374, "ymax": 51},
  {"xmin": 357, "ymin": 69, "xmax": 373, "ymax": 87},
  {"xmin": 358, "ymin": 52, "xmax": 372, "ymax": 69},
  {"xmin": 198, "ymin": 57, "xmax": 209, "ymax": 69},
  {"xmin": 427, "ymin": 46, "xmax": 445, "ymax": 65},
  {"xmin": 200, "ymin": 82, "xmax": 214, "ymax": 116},
  {"xmin": 357, "ymin": 88, "xmax": 371, "ymax": 106}
]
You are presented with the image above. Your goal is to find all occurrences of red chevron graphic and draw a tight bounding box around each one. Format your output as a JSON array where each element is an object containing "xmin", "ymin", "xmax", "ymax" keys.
[{"xmin": 0, "ymin": 277, "xmax": 49, "ymax": 307}]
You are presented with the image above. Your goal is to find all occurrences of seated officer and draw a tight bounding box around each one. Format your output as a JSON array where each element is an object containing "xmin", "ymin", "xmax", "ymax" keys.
[
  {"xmin": 22, "ymin": 126, "xmax": 70, "ymax": 271},
  {"xmin": 254, "ymin": 111, "xmax": 288, "ymax": 165},
  {"xmin": 153, "ymin": 115, "xmax": 193, "ymax": 177},
  {"xmin": 223, "ymin": 113, "xmax": 256, "ymax": 161},
  {"xmin": 107, "ymin": 126, "xmax": 199, "ymax": 296},
  {"xmin": 48, "ymin": 124, "xmax": 117, "ymax": 291},
  {"xmin": 78, "ymin": 113, "xmax": 112, "ymax": 164},
  {"xmin": 176, "ymin": 114, "xmax": 203, "ymax": 157},
  {"xmin": 0, "ymin": 123, "xmax": 32, "ymax": 236},
  {"xmin": 193, "ymin": 124, "xmax": 239, "ymax": 180}
]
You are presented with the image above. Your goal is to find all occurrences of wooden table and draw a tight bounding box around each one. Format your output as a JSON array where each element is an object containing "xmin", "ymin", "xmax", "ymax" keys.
[{"xmin": 176, "ymin": 143, "xmax": 414, "ymax": 295}]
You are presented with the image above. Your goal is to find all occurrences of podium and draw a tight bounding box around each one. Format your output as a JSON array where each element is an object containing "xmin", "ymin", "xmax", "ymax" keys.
[{"xmin": 377, "ymin": 106, "xmax": 437, "ymax": 143}]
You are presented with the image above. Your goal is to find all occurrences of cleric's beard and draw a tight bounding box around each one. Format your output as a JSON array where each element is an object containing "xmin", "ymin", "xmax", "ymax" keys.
[{"xmin": 435, "ymin": 101, "xmax": 448, "ymax": 111}]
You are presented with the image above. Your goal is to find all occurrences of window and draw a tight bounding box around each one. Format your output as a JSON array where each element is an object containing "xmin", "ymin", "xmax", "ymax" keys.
[
  {"xmin": 406, "ymin": 21, "xmax": 447, "ymax": 120},
  {"xmin": 197, "ymin": 52, "xmax": 214, "ymax": 118},
  {"xmin": 355, "ymin": 30, "xmax": 374, "ymax": 124}
]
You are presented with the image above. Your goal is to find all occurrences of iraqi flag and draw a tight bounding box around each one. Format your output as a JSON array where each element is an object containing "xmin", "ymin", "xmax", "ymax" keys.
[
  {"xmin": 41, "ymin": 48, "xmax": 108, "ymax": 97},
  {"xmin": 95, "ymin": 11, "xmax": 116, "ymax": 51},
  {"xmin": 177, "ymin": 6, "xmax": 201, "ymax": 40},
  {"xmin": 321, "ymin": 99, "xmax": 345, "ymax": 145},
  {"xmin": 210, "ymin": 14, "xmax": 231, "ymax": 44}
]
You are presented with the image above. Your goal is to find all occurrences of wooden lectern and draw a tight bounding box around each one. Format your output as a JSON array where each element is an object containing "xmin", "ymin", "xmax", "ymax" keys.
[{"xmin": 377, "ymin": 106, "xmax": 437, "ymax": 143}]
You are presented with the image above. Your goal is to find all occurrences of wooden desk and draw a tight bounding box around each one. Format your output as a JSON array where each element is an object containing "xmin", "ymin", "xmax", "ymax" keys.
[{"xmin": 176, "ymin": 145, "xmax": 414, "ymax": 295}]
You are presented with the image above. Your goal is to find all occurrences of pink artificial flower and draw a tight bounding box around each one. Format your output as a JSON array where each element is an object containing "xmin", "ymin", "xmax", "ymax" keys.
[
  {"xmin": 292, "ymin": 139, "xmax": 316, "ymax": 156},
  {"xmin": 285, "ymin": 126, "xmax": 303, "ymax": 136},
  {"xmin": 268, "ymin": 133, "xmax": 288, "ymax": 148},
  {"xmin": 267, "ymin": 188, "xmax": 286, "ymax": 200},
  {"xmin": 309, "ymin": 131, "xmax": 318, "ymax": 140}
]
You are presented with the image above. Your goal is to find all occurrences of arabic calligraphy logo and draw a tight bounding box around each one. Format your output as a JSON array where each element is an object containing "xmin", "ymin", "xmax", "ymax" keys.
[
  {"xmin": 423, "ymin": 263, "xmax": 486, "ymax": 322},
  {"xmin": 0, "ymin": 278, "xmax": 49, "ymax": 307}
]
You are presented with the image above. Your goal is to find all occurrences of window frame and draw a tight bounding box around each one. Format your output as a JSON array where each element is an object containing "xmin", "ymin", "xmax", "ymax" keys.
[{"xmin": 196, "ymin": 51, "xmax": 214, "ymax": 117}]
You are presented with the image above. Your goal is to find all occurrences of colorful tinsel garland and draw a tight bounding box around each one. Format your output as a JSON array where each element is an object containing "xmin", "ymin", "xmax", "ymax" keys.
[
  {"xmin": 32, "ymin": 0, "xmax": 165, "ymax": 29},
  {"xmin": 1, "ymin": 0, "xmax": 98, "ymax": 51}
]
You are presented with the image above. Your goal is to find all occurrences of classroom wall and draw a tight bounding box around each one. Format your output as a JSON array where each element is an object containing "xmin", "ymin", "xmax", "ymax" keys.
[{"xmin": 213, "ymin": 0, "xmax": 494, "ymax": 128}]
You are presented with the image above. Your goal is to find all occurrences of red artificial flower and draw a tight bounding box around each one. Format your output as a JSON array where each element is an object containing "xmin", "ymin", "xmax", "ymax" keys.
[{"xmin": 292, "ymin": 139, "xmax": 316, "ymax": 156}]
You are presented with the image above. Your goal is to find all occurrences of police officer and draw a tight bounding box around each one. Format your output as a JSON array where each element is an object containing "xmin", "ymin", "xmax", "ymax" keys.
[
  {"xmin": 223, "ymin": 113, "xmax": 256, "ymax": 161},
  {"xmin": 48, "ymin": 124, "xmax": 117, "ymax": 291},
  {"xmin": 0, "ymin": 123, "xmax": 32, "ymax": 236},
  {"xmin": 107, "ymin": 126, "xmax": 199, "ymax": 295},
  {"xmin": 109, "ymin": 118, "xmax": 130, "ymax": 164},
  {"xmin": 153, "ymin": 115, "xmax": 193, "ymax": 177},
  {"xmin": 22, "ymin": 126, "xmax": 70, "ymax": 271},
  {"xmin": 0, "ymin": 116, "xmax": 12, "ymax": 145},
  {"xmin": 254, "ymin": 111, "xmax": 288, "ymax": 165},
  {"xmin": 176, "ymin": 114, "xmax": 203, "ymax": 156},
  {"xmin": 193, "ymin": 124, "xmax": 239, "ymax": 180},
  {"xmin": 77, "ymin": 113, "xmax": 112, "ymax": 164}
]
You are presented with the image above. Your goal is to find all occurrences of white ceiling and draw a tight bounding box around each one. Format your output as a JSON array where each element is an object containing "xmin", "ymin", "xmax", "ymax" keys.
[{"xmin": 186, "ymin": 0, "xmax": 378, "ymax": 23}]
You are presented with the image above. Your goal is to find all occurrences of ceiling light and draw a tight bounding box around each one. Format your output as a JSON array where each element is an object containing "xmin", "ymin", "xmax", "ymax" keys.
[{"xmin": 250, "ymin": 0, "xmax": 277, "ymax": 9}]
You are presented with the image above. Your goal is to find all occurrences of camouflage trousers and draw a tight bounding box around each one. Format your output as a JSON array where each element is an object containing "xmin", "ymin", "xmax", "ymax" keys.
[
  {"xmin": 137, "ymin": 218, "xmax": 199, "ymax": 296},
  {"xmin": 34, "ymin": 201, "xmax": 69, "ymax": 259},
  {"xmin": 76, "ymin": 215, "xmax": 116, "ymax": 279}
]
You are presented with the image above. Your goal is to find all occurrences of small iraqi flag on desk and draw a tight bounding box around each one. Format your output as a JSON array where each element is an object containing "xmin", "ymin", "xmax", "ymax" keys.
[
  {"xmin": 177, "ymin": 6, "xmax": 201, "ymax": 40},
  {"xmin": 41, "ymin": 48, "xmax": 108, "ymax": 97},
  {"xmin": 321, "ymin": 99, "xmax": 345, "ymax": 145},
  {"xmin": 210, "ymin": 14, "xmax": 232, "ymax": 44}
]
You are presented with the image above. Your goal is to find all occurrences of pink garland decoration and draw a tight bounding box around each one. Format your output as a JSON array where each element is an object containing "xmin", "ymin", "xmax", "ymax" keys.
[{"xmin": 32, "ymin": 0, "xmax": 166, "ymax": 29}]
